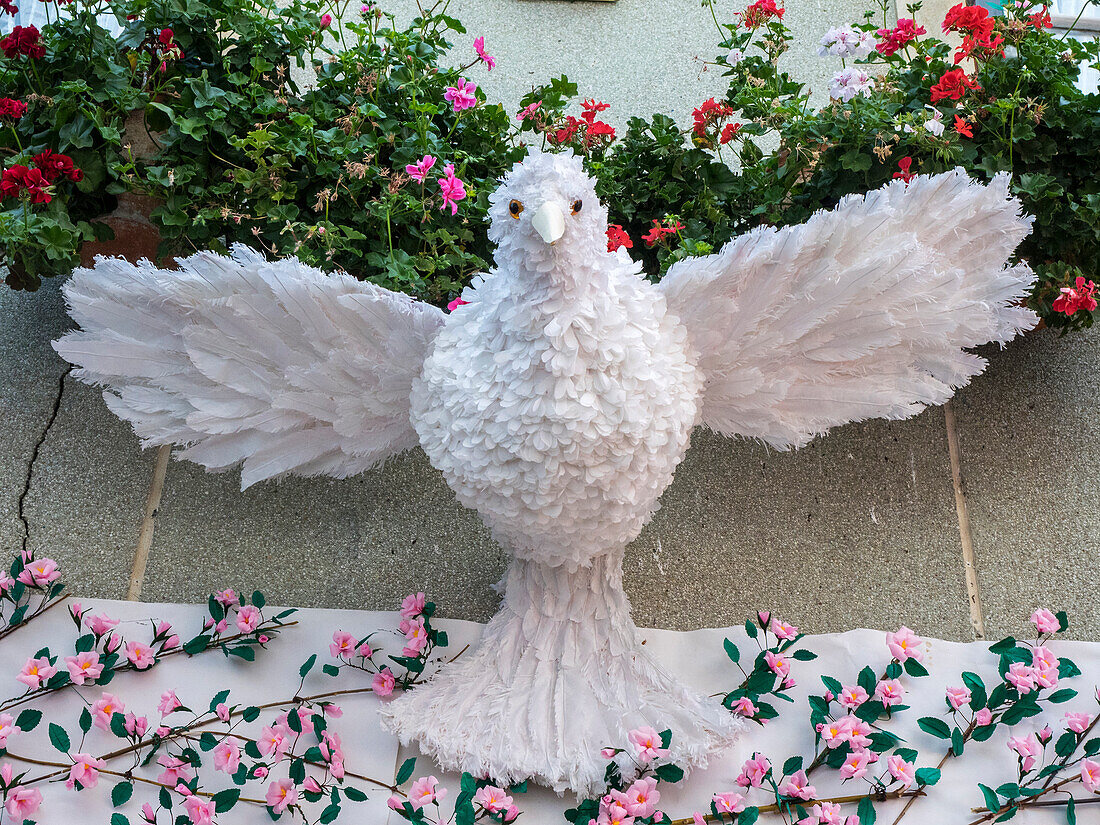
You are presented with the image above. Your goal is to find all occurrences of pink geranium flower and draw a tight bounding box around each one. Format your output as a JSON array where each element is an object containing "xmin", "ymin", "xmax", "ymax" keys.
[
  {"xmin": 443, "ymin": 78, "xmax": 477, "ymax": 112},
  {"xmin": 17, "ymin": 656, "xmax": 56, "ymax": 690},
  {"xmin": 628, "ymin": 726, "xmax": 668, "ymax": 762},
  {"xmin": 447, "ymin": 297, "xmax": 469, "ymax": 312},
  {"xmin": 437, "ymin": 164, "xmax": 467, "ymax": 216},
  {"xmin": 404, "ymin": 156, "xmax": 436, "ymax": 184},
  {"xmin": 517, "ymin": 100, "xmax": 541, "ymax": 122},
  {"xmin": 474, "ymin": 36, "xmax": 495, "ymax": 70},
  {"xmin": 66, "ymin": 753, "xmax": 106, "ymax": 789},
  {"xmin": 266, "ymin": 778, "xmax": 298, "ymax": 814},
  {"xmin": 65, "ymin": 652, "xmax": 103, "ymax": 685}
]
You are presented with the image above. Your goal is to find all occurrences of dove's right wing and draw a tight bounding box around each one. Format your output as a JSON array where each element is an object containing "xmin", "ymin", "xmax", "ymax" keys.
[{"xmin": 54, "ymin": 246, "xmax": 446, "ymax": 488}]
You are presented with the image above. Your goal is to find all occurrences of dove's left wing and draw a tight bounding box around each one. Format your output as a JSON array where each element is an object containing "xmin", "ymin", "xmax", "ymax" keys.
[
  {"xmin": 54, "ymin": 246, "xmax": 445, "ymax": 488},
  {"xmin": 658, "ymin": 170, "xmax": 1037, "ymax": 449}
]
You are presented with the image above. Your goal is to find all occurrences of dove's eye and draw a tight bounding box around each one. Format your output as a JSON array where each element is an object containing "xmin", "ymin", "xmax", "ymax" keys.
[
  {"xmin": 509, "ymin": 200, "xmax": 524, "ymax": 218},
  {"xmin": 571, "ymin": 199, "xmax": 583, "ymax": 215}
]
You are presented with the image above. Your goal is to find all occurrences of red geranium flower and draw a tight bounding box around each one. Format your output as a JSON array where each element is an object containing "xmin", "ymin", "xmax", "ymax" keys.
[
  {"xmin": 32, "ymin": 150, "xmax": 83, "ymax": 183},
  {"xmin": 738, "ymin": 0, "xmax": 784, "ymax": 29},
  {"xmin": 692, "ymin": 97, "xmax": 735, "ymax": 142},
  {"xmin": 1052, "ymin": 276, "xmax": 1098, "ymax": 316},
  {"xmin": 0, "ymin": 97, "xmax": 27, "ymax": 120},
  {"xmin": 1, "ymin": 25, "xmax": 45, "ymax": 59},
  {"xmin": 606, "ymin": 225, "xmax": 632, "ymax": 253},
  {"xmin": 642, "ymin": 218, "xmax": 684, "ymax": 248},
  {"xmin": 0, "ymin": 165, "xmax": 52, "ymax": 203},
  {"xmin": 953, "ymin": 115, "xmax": 973, "ymax": 138},
  {"xmin": 892, "ymin": 156, "xmax": 916, "ymax": 184},
  {"xmin": 875, "ymin": 18, "xmax": 926, "ymax": 56},
  {"xmin": 930, "ymin": 68, "xmax": 981, "ymax": 102},
  {"xmin": 0, "ymin": 0, "xmax": 19, "ymax": 17},
  {"xmin": 719, "ymin": 122, "xmax": 743, "ymax": 144},
  {"xmin": 1027, "ymin": 9, "xmax": 1052, "ymax": 28}
]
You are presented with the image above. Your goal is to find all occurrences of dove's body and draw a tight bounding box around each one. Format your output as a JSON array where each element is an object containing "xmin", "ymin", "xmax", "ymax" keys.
[{"xmin": 412, "ymin": 255, "xmax": 701, "ymax": 568}]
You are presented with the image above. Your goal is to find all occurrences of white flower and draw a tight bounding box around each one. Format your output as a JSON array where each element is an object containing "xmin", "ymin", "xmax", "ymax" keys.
[
  {"xmin": 923, "ymin": 107, "xmax": 944, "ymax": 136},
  {"xmin": 818, "ymin": 26, "xmax": 857, "ymax": 58},
  {"xmin": 828, "ymin": 67, "xmax": 875, "ymax": 102},
  {"xmin": 726, "ymin": 48, "xmax": 745, "ymax": 67},
  {"xmin": 854, "ymin": 30, "xmax": 876, "ymax": 57}
]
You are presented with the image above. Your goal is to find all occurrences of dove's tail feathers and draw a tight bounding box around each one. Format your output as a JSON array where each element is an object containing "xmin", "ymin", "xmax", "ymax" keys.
[
  {"xmin": 658, "ymin": 169, "xmax": 1037, "ymax": 449},
  {"xmin": 54, "ymin": 246, "xmax": 445, "ymax": 488}
]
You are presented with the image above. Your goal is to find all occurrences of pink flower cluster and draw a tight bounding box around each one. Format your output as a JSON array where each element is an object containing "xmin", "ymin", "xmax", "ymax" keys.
[
  {"xmin": 628, "ymin": 726, "xmax": 669, "ymax": 763},
  {"xmin": 599, "ymin": 776, "xmax": 660, "ymax": 823},
  {"xmin": 2, "ymin": 764, "xmax": 42, "ymax": 821},
  {"xmin": 1005, "ymin": 645, "xmax": 1060, "ymax": 694}
]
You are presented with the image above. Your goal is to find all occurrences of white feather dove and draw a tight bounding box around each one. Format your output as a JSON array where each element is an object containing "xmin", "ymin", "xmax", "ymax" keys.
[{"xmin": 53, "ymin": 148, "xmax": 1036, "ymax": 795}]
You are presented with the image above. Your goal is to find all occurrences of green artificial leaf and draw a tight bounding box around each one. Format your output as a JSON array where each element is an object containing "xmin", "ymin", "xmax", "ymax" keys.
[
  {"xmin": 209, "ymin": 689, "xmax": 231, "ymax": 712},
  {"xmin": 1067, "ymin": 795, "xmax": 1076, "ymax": 824},
  {"xmin": 199, "ymin": 732, "xmax": 218, "ymax": 751},
  {"xmin": 979, "ymin": 783, "xmax": 1001, "ymax": 813},
  {"xmin": 213, "ymin": 789, "xmax": 240, "ymax": 812},
  {"xmin": 49, "ymin": 722, "xmax": 70, "ymax": 753},
  {"xmin": 917, "ymin": 717, "xmax": 951, "ymax": 739},
  {"xmin": 112, "ymin": 780, "xmax": 133, "ymax": 807},
  {"xmin": 111, "ymin": 814, "xmax": 129, "ymax": 825},
  {"xmin": 15, "ymin": 708, "xmax": 42, "ymax": 732},
  {"xmin": 242, "ymin": 706, "xmax": 260, "ymax": 723},
  {"xmin": 821, "ymin": 675, "xmax": 843, "ymax": 696},
  {"xmin": 783, "ymin": 756, "xmax": 803, "ymax": 775},
  {"xmin": 857, "ymin": 795, "xmax": 876, "ymax": 824},
  {"xmin": 745, "ymin": 620, "xmax": 758, "ymax": 639},
  {"xmin": 740, "ymin": 807, "xmax": 759, "ymax": 825},
  {"xmin": 110, "ymin": 712, "xmax": 129, "ymax": 738},
  {"xmin": 1048, "ymin": 689, "xmax": 1077, "ymax": 703},
  {"xmin": 723, "ymin": 638, "xmax": 740, "ymax": 664},
  {"xmin": 915, "ymin": 768, "xmax": 941, "ymax": 787},
  {"xmin": 319, "ymin": 802, "xmax": 340, "ymax": 823},
  {"xmin": 952, "ymin": 726, "xmax": 965, "ymax": 756},
  {"xmin": 856, "ymin": 666, "xmax": 876, "ymax": 695},
  {"xmin": 396, "ymin": 757, "xmax": 417, "ymax": 785},
  {"xmin": 994, "ymin": 806, "xmax": 1018, "ymax": 821},
  {"xmin": 904, "ymin": 658, "xmax": 929, "ymax": 677},
  {"xmin": 322, "ymin": 664, "xmax": 340, "ymax": 677},
  {"xmin": 989, "ymin": 638, "xmax": 1016, "ymax": 654},
  {"xmin": 659, "ymin": 729, "xmax": 672, "ymax": 750},
  {"xmin": 1056, "ymin": 611, "xmax": 1069, "ymax": 632},
  {"xmin": 792, "ymin": 649, "xmax": 817, "ymax": 661},
  {"xmin": 653, "ymin": 763, "xmax": 684, "ymax": 783},
  {"xmin": 344, "ymin": 787, "xmax": 367, "ymax": 802},
  {"xmin": 1056, "ymin": 730, "xmax": 1078, "ymax": 757},
  {"xmin": 251, "ymin": 591, "xmax": 266, "ymax": 609}
]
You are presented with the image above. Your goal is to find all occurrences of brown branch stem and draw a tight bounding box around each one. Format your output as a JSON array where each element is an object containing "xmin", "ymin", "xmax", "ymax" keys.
[{"xmin": 666, "ymin": 789, "xmax": 924, "ymax": 825}]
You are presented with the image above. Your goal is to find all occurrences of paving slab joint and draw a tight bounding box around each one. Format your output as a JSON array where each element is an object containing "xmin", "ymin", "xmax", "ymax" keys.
[{"xmin": 16, "ymin": 365, "xmax": 71, "ymax": 556}]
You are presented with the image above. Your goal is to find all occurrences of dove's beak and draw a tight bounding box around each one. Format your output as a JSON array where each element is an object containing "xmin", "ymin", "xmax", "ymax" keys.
[{"xmin": 531, "ymin": 202, "xmax": 566, "ymax": 245}]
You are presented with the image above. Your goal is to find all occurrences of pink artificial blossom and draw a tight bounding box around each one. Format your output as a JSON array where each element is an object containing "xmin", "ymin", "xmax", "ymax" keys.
[
  {"xmin": 408, "ymin": 775, "xmax": 445, "ymax": 809},
  {"xmin": 1081, "ymin": 759, "xmax": 1100, "ymax": 793},
  {"xmin": 443, "ymin": 78, "xmax": 477, "ymax": 112},
  {"xmin": 770, "ymin": 618, "xmax": 799, "ymax": 640},
  {"xmin": 142, "ymin": 802, "xmax": 157, "ymax": 823},
  {"xmin": 839, "ymin": 685, "xmax": 869, "ymax": 709},
  {"xmin": 0, "ymin": 712, "xmax": 15, "ymax": 747},
  {"xmin": 628, "ymin": 726, "xmax": 668, "ymax": 763},
  {"xmin": 330, "ymin": 631, "xmax": 357, "ymax": 659},
  {"xmin": 946, "ymin": 685, "xmax": 972, "ymax": 710},
  {"xmin": 85, "ymin": 613, "xmax": 119, "ymax": 636},
  {"xmin": 783, "ymin": 770, "xmax": 816, "ymax": 800},
  {"xmin": 1031, "ymin": 608, "xmax": 1060, "ymax": 634},
  {"xmin": 123, "ymin": 712, "xmax": 148, "ymax": 738},
  {"xmin": 473, "ymin": 785, "xmax": 512, "ymax": 813},
  {"xmin": 17, "ymin": 557, "xmax": 60, "ymax": 586},
  {"xmin": 731, "ymin": 696, "xmax": 757, "ymax": 717},
  {"xmin": 236, "ymin": 604, "xmax": 261, "ymax": 633},
  {"xmin": 213, "ymin": 740, "xmax": 241, "ymax": 774},
  {"xmin": 1008, "ymin": 734, "xmax": 1042, "ymax": 771},
  {"xmin": 92, "ymin": 693, "xmax": 125, "ymax": 731},
  {"xmin": 158, "ymin": 690, "xmax": 182, "ymax": 716},
  {"xmin": 1067, "ymin": 713, "xmax": 1092, "ymax": 734},
  {"xmin": 184, "ymin": 796, "xmax": 215, "ymax": 825},
  {"xmin": 65, "ymin": 652, "xmax": 103, "ymax": 685},
  {"xmin": 5, "ymin": 787, "xmax": 42, "ymax": 820},
  {"xmin": 215, "ymin": 588, "xmax": 238, "ymax": 607},
  {"xmin": 266, "ymin": 778, "xmax": 298, "ymax": 814},
  {"xmin": 736, "ymin": 753, "xmax": 771, "ymax": 788},
  {"xmin": 1006, "ymin": 662, "xmax": 1038, "ymax": 694},
  {"xmin": 404, "ymin": 157, "xmax": 436, "ymax": 184},
  {"xmin": 763, "ymin": 651, "xmax": 790, "ymax": 678},
  {"xmin": 304, "ymin": 777, "xmax": 323, "ymax": 794},
  {"xmin": 712, "ymin": 791, "xmax": 746, "ymax": 814},
  {"xmin": 126, "ymin": 641, "xmax": 156, "ymax": 670},
  {"xmin": 216, "ymin": 703, "xmax": 231, "ymax": 722},
  {"xmin": 372, "ymin": 667, "xmax": 396, "ymax": 696},
  {"xmin": 975, "ymin": 708, "xmax": 993, "ymax": 726},
  {"xmin": 66, "ymin": 753, "xmax": 106, "ymax": 789},
  {"xmin": 624, "ymin": 777, "xmax": 660, "ymax": 818},
  {"xmin": 839, "ymin": 749, "xmax": 878, "ymax": 779},
  {"xmin": 875, "ymin": 679, "xmax": 905, "ymax": 706},
  {"xmin": 887, "ymin": 754, "xmax": 915, "ymax": 787},
  {"xmin": 885, "ymin": 626, "xmax": 923, "ymax": 662},
  {"xmin": 1033, "ymin": 645, "xmax": 1058, "ymax": 671},
  {"xmin": 401, "ymin": 592, "xmax": 427, "ymax": 618},
  {"xmin": 17, "ymin": 656, "xmax": 56, "ymax": 690}
]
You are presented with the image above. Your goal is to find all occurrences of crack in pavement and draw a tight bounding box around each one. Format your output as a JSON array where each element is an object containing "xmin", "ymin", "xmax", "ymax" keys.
[{"xmin": 17, "ymin": 365, "xmax": 71, "ymax": 555}]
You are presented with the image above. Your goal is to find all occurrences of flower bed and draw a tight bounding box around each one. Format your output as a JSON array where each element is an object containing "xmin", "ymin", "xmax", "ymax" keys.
[
  {"xmin": 0, "ymin": 0, "xmax": 1097, "ymax": 330},
  {"xmin": 4, "ymin": 545, "xmax": 1100, "ymax": 825}
]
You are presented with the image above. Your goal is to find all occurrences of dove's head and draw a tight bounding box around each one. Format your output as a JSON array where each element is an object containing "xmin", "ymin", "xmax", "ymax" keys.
[{"xmin": 487, "ymin": 148, "xmax": 609, "ymax": 271}]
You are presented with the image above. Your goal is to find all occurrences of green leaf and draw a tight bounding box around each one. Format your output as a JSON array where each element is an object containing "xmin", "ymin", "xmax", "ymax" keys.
[
  {"xmin": 857, "ymin": 795, "xmax": 876, "ymax": 825},
  {"xmin": 792, "ymin": 649, "xmax": 817, "ymax": 661},
  {"xmin": 79, "ymin": 707, "xmax": 92, "ymax": 733},
  {"xmin": 723, "ymin": 638, "xmax": 740, "ymax": 664},
  {"xmin": 111, "ymin": 814, "xmax": 129, "ymax": 825},
  {"xmin": 213, "ymin": 788, "xmax": 240, "ymax": 813},
  {"xmin": 49, "ymin": 722, "xmax": 70, "ymax": 753},
  {"xmin": 739, "ymin": 807, "xmax": 759, "ymax": 825},
  {"xmin": 1056, "ymin": 730, "xmax": 1077, "ymax": 757},
  {"xmin": 917, "ymin": 717, "xmax": 951, "ymax": 739},
  {"xmin": 199, "ymin": 732, "xmax": 218, "ymax": 751},
  {"xmin": 857, "ymin": 666, "xmax": 876, "ymax": 695},
  {"xmin": 994, "ymin": 805, "xmax": 1018, "ymax": 822},
  {"xmin": 1067, "ymin": 795, "xmax": 1076, "ymax": 825},
  {"xmin": 344, "ymin": 787, "xmax": 367, "ymax": 802},
  {"xmin": 1048, "ymin": 689, "xmax": 1077, "ymax": 703},
  {"xmin": 989, "ymin": 637, "xmax": 1017, "ymax": 654},
  {"xmin": 821, "ymin": 675, "xmax": 843, "ymax": 697},
  {"xmin": 110, "ymin": 712, "xmax": 129, "ymax": 738},
  {"xmin": 659, "ymin": 729, "xmax": 672, "ymax": 750},
  {"xmin": 1056, "ymin": 610, "xmax": 1069, "ymax": 632},
  {"xmin": 979, "ymin": 783, "xmax": 1001, "ymax": 814},
  {"xmin": 242, "ymin": 706, "xmax": 260, "ymax": 723},
  {"xmin": 112, "ymin": 780, "xmax": 134, "ymax": 807},
  {"xmin": 745, "ymin": 619, "xmax": 758, "ymax": 639},
  {"xmin": 782, "ymin": 756, "xmax": 803, "ymax": 775},
  {"xmin": 15, "ymin": 708, "xmax": 42, "ymax": 732},
  {"xmin": 653, "ymin": 763, "xmax": 684, "ymax": 783},
  {"xmin": 299, "ymin": 654, "xmax": 317, "ymax": 678},
  {"xmin": 322, "ymin": 664, "xmax": 340, "ymax": 677},
  {"xmin": 251, "ymin": 591, "xmax": 266, "ymax": 609},
  {"xmin": 319, "ymin": 802, "xmax": 340, "ymax": 824},
  {"xmin": 915, "ymin": 768, "xmax": 941, "ymax": 787},
  {"xmin": 904, "ymin": 658, "xmax": 929, "ymax": 677},
  {"xmin": 952, "ymin": 726, "xmax": 965, "ymax": 756},
  {"xmin": 209, "ymin": 689, "xmax": 231, "ymax": 712},
  {"xmin": 396, "ymin": 757, "xmax": 417, "ymax": 785}
]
